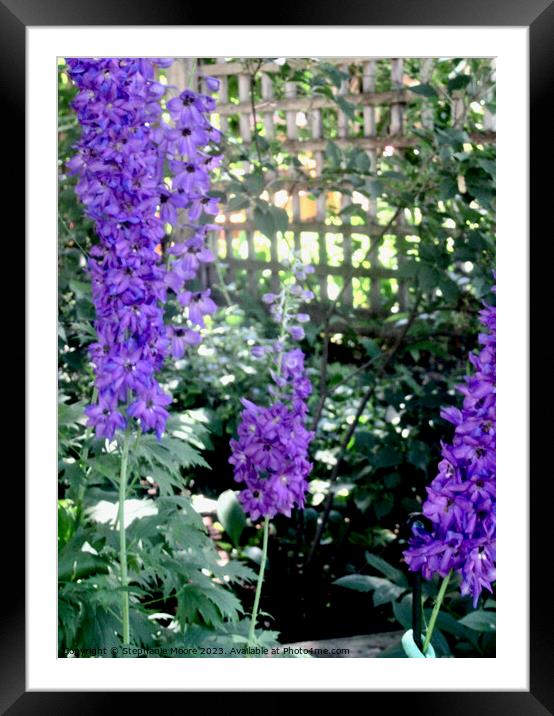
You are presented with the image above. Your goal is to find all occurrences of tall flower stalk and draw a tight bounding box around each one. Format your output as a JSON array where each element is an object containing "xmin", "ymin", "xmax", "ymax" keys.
[
  {"xmin": 403, "ymin": 283, "xmax": 496, "ymax": 654},
  {"xmin": 229, "ymin": 256, "xmax": 315, "ymax": 648},
  {"xmin": 248, "ymin": 516, "xmax": 270, "ymax": 647},
  {"xmin": 117, "ymin": 428, "xmax": 132, "ymax": 643},
  {"xmin": 421, "ymin": 568, "xmax": 452, "ymax": 654},
  {"xmin": 66, "ymin": 57, "xmax": 221, "ymax": 645}
]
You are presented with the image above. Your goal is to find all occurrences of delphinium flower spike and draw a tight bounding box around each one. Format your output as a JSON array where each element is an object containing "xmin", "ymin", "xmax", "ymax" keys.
[
  {"xmin": 228, "ymin": 255, "xmax": 315, "ymax": 649},
  {"xmin": 402, "ymin": 282, "xmax": 496, "ymax": 654},
  {"xmin": 66, "ymin": 57, "xmax": 221, "ymax": 647},
  {"xmin": 229, "ymin": 257, "xmax": 315, "ymax": 522},
  {"xmin": 66, "ymin": 59, "xmax": 221, "ymax": 439}
]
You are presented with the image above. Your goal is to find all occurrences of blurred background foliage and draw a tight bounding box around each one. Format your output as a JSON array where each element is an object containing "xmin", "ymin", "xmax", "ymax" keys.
[{"xmin": 58, "ymin": 57, "xmax": 495, "ymax": 657}]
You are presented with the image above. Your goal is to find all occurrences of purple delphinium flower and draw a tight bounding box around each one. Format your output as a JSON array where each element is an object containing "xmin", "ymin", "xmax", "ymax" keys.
[
  {"xmin": 403, "ymin": 286, "xmax": 496, "ymax": 607},
  {"xmin": 66, "ymin": 57, "xmax": 221, "ymax": 439},
  {"xmin": 158, "ymin": 87, "xmax": 222, "ymax": 329},
  {"xmin": 229, "ymin": 256, "xmax": 315, "ymax": 520},
  {"xmin": 229, "ymin": 396, "xmax": 313, "ymax": 520}
]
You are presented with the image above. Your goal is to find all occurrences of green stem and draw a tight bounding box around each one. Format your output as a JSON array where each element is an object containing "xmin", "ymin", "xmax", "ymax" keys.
[
  {"xmin": 186, "ymin": 59, "xmax": 198, "ymax": 89},
  {"xmin": 422, "ymin": 570, "xmax": 452, "ymax": 654},
  {"xmin": 117, "ymin": 429, "xmax": 132, "ymax": 645},
  {"xmin": 275, "ymin": 287, "xmax": 289, "ymax": 377},
  {"xmin": 76, "ymin": 387, "xmax": 98, "ymax": 524},
  {"xmin": 247, "ymin": 516, "xmax": 270, "ymax": 648},
  {"xmin": 245, "ymin": 273, "xmax": 291, "ymax": 651},
  {"xmin": 214, "ymin": 260, "xmax": 233, "ymax": 307}
]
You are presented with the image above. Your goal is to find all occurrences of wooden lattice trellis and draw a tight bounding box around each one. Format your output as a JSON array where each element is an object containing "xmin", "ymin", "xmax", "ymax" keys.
[{"xmin": 167, "ymin": 57, "xmax": 496, "ymax": 314}]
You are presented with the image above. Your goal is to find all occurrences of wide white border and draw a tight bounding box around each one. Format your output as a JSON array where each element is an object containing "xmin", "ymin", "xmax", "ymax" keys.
[{"xmin": 27, "ymin": 26, "xmax": 529, "ymax": 691}]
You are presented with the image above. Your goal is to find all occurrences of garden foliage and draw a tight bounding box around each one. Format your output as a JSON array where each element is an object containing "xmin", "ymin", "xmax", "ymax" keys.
[{"xmin": 58, "ymin": 57, "xmax": 495, "ymax": 657}]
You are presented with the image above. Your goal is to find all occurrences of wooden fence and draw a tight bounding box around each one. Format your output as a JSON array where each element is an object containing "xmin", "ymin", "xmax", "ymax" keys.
[{"xmin": 167, "ymin": 57, "xmax": 496, "ymax": 314}]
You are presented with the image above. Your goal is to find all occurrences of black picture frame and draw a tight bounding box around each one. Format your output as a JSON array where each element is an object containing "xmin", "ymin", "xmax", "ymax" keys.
[{"xmin": 8, "ymin": 0, "xmax": 551, "ymax": 711}]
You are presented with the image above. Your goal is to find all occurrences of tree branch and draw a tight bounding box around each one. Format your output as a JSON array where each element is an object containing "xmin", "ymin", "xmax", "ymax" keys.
[
  {"xmin": 246, "ymin": 59, "xmax": 264, "ymax": 165},
  {"xmin": 310, "ymin": 206, "xmax": 403, "ymax": 434},
  {"xmin": 305, "ymin": 291, "xmax": 423, "ymax": 569}
]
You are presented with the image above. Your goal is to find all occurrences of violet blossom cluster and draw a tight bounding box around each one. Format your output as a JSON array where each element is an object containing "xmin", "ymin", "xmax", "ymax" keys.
[
  {"xmin": 65, "ymin": 58, "xmax": 221, "ymax": 439},
  {"xmin": 229, "ymin": 258, "xmax": 315, "ymax": 520},
  {"xmin": 404, "ymin": 287, "xmax": 496, "ymax": 606}
]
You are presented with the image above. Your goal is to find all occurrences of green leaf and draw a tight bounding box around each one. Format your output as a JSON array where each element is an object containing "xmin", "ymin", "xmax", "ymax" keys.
[
  {"xmin": 438, "ymin": 176, "xmax": 458, "ymax": 200},
  {"xmin": 374, "ymin": 446, "xmax": 402, "ymax": 469},
  {"xmin": 333, "ymin": 574, "xmax": 405, "ymax": 606},
  {"xmin": 128, "ymin": 609, "xmax": 157, "ymax": 648},
  {"xmin": 380, "ymin": 171, "xmax": 406, "ymax": 181},
  {"xmin": 58, "ymin": 596, "xmax": 80, "ymax": 650},
  {"xmin": 373, "ymin": 580, "xmax": 406, "ymax": 607},
  {"xmin": 355, "ymin": 151, "xmax": 371, "ymax": 174},
  {"xmin": 438, "ymin": 276, "xmax": 461, "ymax": 302},
  {"xmin": 216, "ymin": 490, "xmax": 246, "ymax": 547},
  {"xmin": 157, "ymin": 495, "xmax": 207, "ymax": 547},
  {"xmin": 79, "ymin": 603, "xmax": 121, "ymax": 650},
  {"xmin": 320, "ymin": 63, "xmax": 347, "ymax": 88},
  {"xmin": 355, "ymin": 431, "xmax": 377, "ymax": 453},
  {"xmin": 417, "ymin": 263, "xmax": 441, "ymax": 291},
  {"xmin": 433, "ymin": 611, "xmax": 478, "ymax": 645},
  {"xmin": 59, "ymin": 460, "xmax": 87, "ymax": 501},
  {"xmin": 59, "ymin": 547, "xmax": 110, "ymax": 582},
  {"xmin": 427, "ymin": 626, "xmax": 451, "ymax": 656},
  {"xmin": 269, "ymin": 205, "xmax": 289, "ymax": 233},
  {"xmin": 88, "ymin": 453, "xmax": 120, "ymax": 483},
  {"xmin": 477, "ymin": 158, "xmax": 496, "ymax": 180},
  {"xmin": 396, "ymin": 261, "xmax": 419, "ymax": 279},
  {"xmin": 227, "ymin": 194, "xmax": 250, "ymax": 212},
  {"xmin": 133, "ymin": 433, "xmax": 208, "ymax": 496},
  {"xmin": 393, "ymin": 594, "xmax": 412, "ymax": 629},
  {"xmin": 410, "ymin": 83, "xmax": 438, "ymax": 98},
  {"xmin": 253, "ymin": 205, "xmax": 275, "ymax": 238},
  {"xmin": 436, "ymin": 127, "xmax": 469, "ymax": 149},
  {"xmin": 407, "ymin": 441, "xmax": 431, "ymax": 472},
  {"xmin": 326, "ymin": 141, "xmax": 341, "ymax": 168},
  {"xmin": 69, "ymin": 278, "xmax": 91, "ymax": 298},
  {"xmin": 365, "ymin": 552, "xmax": 408, "ymax": 586},
  {"xmin": 458, "ymin": 610, "xmax": 496, "ymax": 632},
  {"xmin": 243, "ymin": 546, "xmax": 263, "ymax": 566},
  {"xmin": 58, "ymin": 500, "xmax": 78, "ymax": 546},
  {"xmin": 178, "ymin": 583, "xmax": 243, "ymax": 627},
  {"xmin": 448, "ymin": 75, "xmax": 471, "ymax": 92},
  {"xmin": 374, "ymin": 494, "xmax": 394, "ymax": 520},
  {"xmin": 243, "ymin": 170, "xmax": 265, "ymax": 196},
  {"xmin": 360, "ymin": 337, "xmax": 380, "ymax": 358},
  {"xmin": 58, "ymin": 400, "xmax": 86, "ymax": 427},
  {"xmin": 366, "ymin": 178, "xmax": 383, "ymax": 200},
  {"xmin": 333, "ymin": 574, "xmax": 376, "ymax": 592},
  {"xmin": 335, "ymin": 95, "xmax": 356, "ymax": 120},
  {"xmin": 384, "ymin": 472, "xmax": 401, "ymax": 489},
  {"xmin": 216, "ymin": 559, "xmax": 256, "ymax": 584}
]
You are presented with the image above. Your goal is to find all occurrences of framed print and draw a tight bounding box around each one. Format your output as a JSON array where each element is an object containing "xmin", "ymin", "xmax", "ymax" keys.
[{"xmin": 6, "ymin": 0, "xmax": 550, "ymax": 710}]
